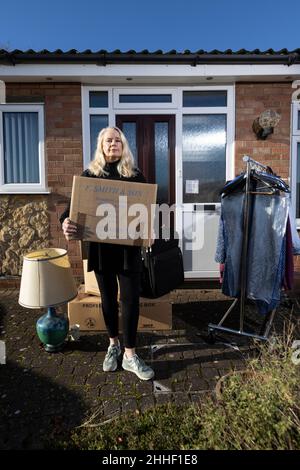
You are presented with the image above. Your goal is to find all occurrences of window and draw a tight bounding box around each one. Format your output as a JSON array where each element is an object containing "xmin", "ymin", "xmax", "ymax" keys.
[
  {"xmin": 0, "ymin": 104, "xmax": 47, "ymax": 193},
  {"xmin": 81, "ymin": 88, "xmax": 111, "ymax": 169},
  {"xmin": 183, "ymin": 90, "xmax": 227, "ymax": 107},
  {"xmin": 89, "ymin": 91, "xmax": 108, "ymax": 108},
  {"xmin": 119, "ymin": 94, "xmax": 172, "ymax": 103},
  {"xmin": 113, "ymin": 88, "xmax": 177, "ymax": 109}
]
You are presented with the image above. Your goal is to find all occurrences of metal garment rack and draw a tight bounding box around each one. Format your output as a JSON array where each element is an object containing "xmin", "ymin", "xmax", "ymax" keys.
[{"xmin": 208, "ymin": 155, "xmax": 277, "ymax": 342}]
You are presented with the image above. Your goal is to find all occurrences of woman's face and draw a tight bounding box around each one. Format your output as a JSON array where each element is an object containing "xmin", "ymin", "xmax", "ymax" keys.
[{"xmin": 102, "ymin": 129, "xmax": 123, "ymax": 162}]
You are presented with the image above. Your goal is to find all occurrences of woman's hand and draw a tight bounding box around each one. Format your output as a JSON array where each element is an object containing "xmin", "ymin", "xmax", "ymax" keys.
[{"xmin": 62, "ymin": 218, "xmax": 78, "ymax": 241}]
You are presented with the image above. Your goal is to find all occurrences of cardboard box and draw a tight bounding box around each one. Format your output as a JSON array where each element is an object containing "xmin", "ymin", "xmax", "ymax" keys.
[
  {"xmin": 69, "ymin": 176, "xmax": 157, "ymax": 247},
  {"xmin": 68, "ymin": 290, "xmax": 106, "ymax": 331},
  {"xmin": 138, "ymin": 295, "xmax": 172, "ymax": 330},
  {"xmin": 68, "ymin": 290, "xmax": 172, "ymax": 331}
]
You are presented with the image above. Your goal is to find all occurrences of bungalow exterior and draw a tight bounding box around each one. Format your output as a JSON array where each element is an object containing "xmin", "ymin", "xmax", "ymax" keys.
[{"xmin": 0, "ymin": 48, "xmax": 300, "ymax": 282}]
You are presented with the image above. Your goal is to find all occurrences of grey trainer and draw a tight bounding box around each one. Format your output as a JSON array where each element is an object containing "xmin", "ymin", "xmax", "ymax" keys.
[
  {"xmin": 103, "ymin": 343, "xmax": 121, "ymax": 372},
  {"xmin": 122, "ymin": 353, "xmax": 155, "ymax": 380}
]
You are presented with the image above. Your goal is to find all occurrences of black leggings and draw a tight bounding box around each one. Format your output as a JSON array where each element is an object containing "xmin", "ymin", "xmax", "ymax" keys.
[{"xmin": 95, "ymin": 271, "xmax": 140, "ymax": 348}]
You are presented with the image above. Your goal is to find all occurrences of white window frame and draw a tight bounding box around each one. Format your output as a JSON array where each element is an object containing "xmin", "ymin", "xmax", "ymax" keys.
[
  {"xmin": 113, "ymin": 88, "xmax": 178, "ymax": 109},
  {"xmin": 82, "ymin": 85, "xmax": 235, "ymax": 182},
  {"xmin": 0, "ymin": 104, "xmax": 48, "ymax": 194},
  {"xmin": 81, "ymin": 86, "xmax": 112, "ymax": 169},
  {"xmin": 291, "ymin": 101, "xmax": 300, "ymax": 227},
  {"xmin": 292, "ymin": 101, "xmax": 300, "ymax": 136}
]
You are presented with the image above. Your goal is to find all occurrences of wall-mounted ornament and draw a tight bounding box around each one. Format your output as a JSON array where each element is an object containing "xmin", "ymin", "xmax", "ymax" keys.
[{"xmin": 252, "ymin": 109, "xmax": 281, "ymax": 140}]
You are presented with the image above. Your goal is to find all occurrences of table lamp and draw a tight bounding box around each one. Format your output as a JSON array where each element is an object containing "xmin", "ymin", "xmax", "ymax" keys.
[{"xmin": 19, "ymin": 248, "xmax": 77, "ymax": 352}]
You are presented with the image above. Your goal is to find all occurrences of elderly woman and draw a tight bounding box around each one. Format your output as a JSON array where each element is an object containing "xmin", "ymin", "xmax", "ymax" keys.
[{"xmin": 60, "ymin": 127, "xmax": 154, "ymax": 380}]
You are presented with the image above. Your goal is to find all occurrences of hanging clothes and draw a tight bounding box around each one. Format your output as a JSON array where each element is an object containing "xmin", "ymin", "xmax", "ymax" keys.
[
  {"xmin": 283, "ymin": 217, "xmax": 294, "ymax": 291},
  {"xmin": 246, "ymin": 193, "xmax": 289, "ymax": 313},
  {"xmin": 215, "ymin": 177, "xmax": 290, "ymax": 315}
]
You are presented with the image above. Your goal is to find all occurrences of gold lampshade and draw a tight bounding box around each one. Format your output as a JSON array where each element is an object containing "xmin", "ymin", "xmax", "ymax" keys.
[{"xmin": 19, "ymin": 248, "xmax": 77, "ymax": 309}]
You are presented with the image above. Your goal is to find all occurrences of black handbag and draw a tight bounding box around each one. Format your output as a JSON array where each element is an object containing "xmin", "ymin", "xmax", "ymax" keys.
[{"xmin": 140, "ymin": 238, "xmax": 184, "ymax": 298}]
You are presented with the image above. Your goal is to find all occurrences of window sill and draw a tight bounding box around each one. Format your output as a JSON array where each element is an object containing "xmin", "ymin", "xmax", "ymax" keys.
[{"xmin": 0, "ymin": 188, "xmax": 51, "ymax": 195}]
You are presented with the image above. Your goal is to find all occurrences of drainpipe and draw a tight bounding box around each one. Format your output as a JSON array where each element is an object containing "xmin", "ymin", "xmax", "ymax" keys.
[{"xmin": 0, "ymin": 80, "xmax": 6, "ymax": 103}]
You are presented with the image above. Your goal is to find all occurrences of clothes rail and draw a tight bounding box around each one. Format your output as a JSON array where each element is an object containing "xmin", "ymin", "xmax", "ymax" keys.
[
  {"xmin": 208, "ymin": 155, "xmax": 277, "ymax": 343},
  {"xmin": 243, "ymin": 155, "xmax": 268, "ymax": 172}
]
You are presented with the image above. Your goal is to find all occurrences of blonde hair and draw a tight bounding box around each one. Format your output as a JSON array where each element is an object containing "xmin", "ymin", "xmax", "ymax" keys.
[{"xmin": 88, "ymin": 126, "xmax": 137, "ymax": 178}]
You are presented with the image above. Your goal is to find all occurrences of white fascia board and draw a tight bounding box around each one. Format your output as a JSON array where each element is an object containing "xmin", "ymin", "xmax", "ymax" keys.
[{"xmin": 1, "ymin": 63, "xmax": 300, "ymax": 81}]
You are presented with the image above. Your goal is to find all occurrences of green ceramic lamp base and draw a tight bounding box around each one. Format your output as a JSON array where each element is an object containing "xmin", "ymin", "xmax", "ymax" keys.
[
  {"xmin": 36, "ymin": 307, "xmax": 69, "ymax": 353},
  {"xmin": 43, "ymin": 342, "xmax": 65, "ymax": 353}
]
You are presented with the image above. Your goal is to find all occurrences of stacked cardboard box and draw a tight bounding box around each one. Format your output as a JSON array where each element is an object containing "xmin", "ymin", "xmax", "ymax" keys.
[
  {"xmin": 68, "ymin": 263, "xmax": 172, "ymax": 331},
  {"xmin": 67, "ymin": 176, "xmax": 172, "ymax": 331}
]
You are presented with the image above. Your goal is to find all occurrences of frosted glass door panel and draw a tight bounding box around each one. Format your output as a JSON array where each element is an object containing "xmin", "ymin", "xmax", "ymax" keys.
[
  {"xmin": 182, "ymin": 114, "xmax": 226, "ymax": 203},
  {"xmin": 155, "ymin": 122, "xmax": 169, "ymax": 204},
  {"xmin": 122, "ymin": 122, "xmax": 137, "ymax": 163},
  {"xmin": 90, "ymin": 115, "xmax": 108, "ymax": 158}
]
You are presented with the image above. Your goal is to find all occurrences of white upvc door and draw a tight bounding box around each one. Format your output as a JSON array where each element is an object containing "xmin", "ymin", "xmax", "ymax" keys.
[{"xmin": 176, "ymin": 86, "xmax": 235, "ymax": 279}]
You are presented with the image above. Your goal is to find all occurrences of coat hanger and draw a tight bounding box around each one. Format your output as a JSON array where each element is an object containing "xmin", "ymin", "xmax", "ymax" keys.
[
  {"xmin": 251, "ymin": 170, "xmax": 290, "ymax": 194},
  {"xmin": 219, "ymin": 173, "xmax": 246, "ymax": 197}
]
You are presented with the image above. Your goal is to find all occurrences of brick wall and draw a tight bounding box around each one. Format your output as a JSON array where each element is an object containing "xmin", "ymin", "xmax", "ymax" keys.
[
  {"xmin": 5, "ymin": 82, "xmax": 84, "ymax": 281},
  {"xmin": 235, "ymin": 82, "xmax": 300, "ymax": 270},
  {"xmin": 235, "ymin": 82, "xmax": 292, "ymax": 178}
]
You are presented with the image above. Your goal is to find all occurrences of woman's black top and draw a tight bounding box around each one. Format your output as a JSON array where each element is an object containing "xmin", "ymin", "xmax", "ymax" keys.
[{"xmin": 59, "ymin": 161, "xmax": 146, "ymax": 273}]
